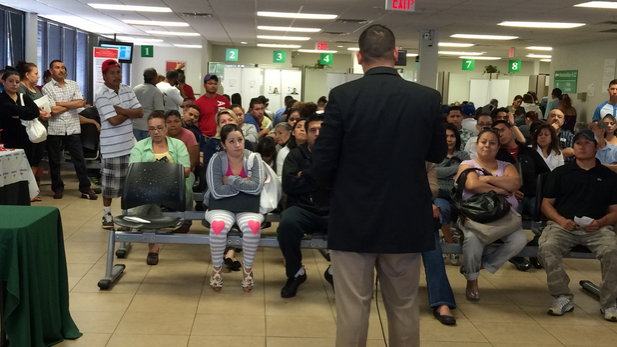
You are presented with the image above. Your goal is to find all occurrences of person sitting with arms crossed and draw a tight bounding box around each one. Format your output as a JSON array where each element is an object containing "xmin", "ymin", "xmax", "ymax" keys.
[
  {"xmin": 532, "ymin": 123, "xmax": 564, "ymax": 171},
  {"xmin": 538, "ymin": 129, "xmax": 617, "ymax": 321},
  {"xmin": 464, "ymin": 114, "xmax": 493, "ymax": 159},
  {"xmin": 231, "ymin": 104, "xmax": 259, "ymax": 147},
  {"xmin": 588, "ymin": 120, "xmax": 617, "ymax": 171},
  {"xmin": 547, "ymin": 109, "xmax": 575, "ymax": 162},
  {"xmin": 446, "ymin": 105, "xmax": 474, "ymax": 149},
  {"xmin": 603, "ymin": 114, "xmax": 617, "ymax": 146},
  {"xmin": 183, "ymin": 104, "xmax": 206, "ymax": 165}
]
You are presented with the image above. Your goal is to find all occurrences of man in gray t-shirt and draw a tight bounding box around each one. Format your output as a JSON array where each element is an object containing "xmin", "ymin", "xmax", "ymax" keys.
[{"xmin": 132, "ymin": 68, "xmax": 164, "ymax": 141}]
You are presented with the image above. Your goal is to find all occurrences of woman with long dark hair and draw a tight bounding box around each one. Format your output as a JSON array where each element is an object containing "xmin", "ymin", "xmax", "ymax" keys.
[{"xmin": 531, "ymin": 123, "xmax": 564, "ymax": 171}]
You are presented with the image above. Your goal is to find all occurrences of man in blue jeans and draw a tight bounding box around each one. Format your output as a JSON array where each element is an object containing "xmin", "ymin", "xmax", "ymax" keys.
[{"xmin": 277, "ymin": 114, "xmax": 330, "ymax": 298}]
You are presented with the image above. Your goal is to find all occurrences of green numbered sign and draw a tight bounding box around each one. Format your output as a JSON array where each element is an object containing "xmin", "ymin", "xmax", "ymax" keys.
[
  {"xmin": 226, "ymin": 49, "xmax": 238, "ymax": 61},
  {"xmin": 509, "ymin": 60, "xmax": 521, "ymax": 73},
  {"xmin": 273, "ymin": 50, "xmax": 285, "ymax": 63},
  {"xmin": 320, "ymin": 53, "xmax": 333, "ymax": 65},
  {"xmin": 141, "ymin": 45, "xmax": 154, "ymax": 58},
  {"xmin": 462, "ymin": 59, "xmax": 474, "ymax": 71}
]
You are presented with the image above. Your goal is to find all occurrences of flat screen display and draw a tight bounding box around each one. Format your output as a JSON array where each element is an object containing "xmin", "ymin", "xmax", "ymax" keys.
[
  {"xmin": 395, "ymin": 49, "xmax": 407, "ymax": 66},
  {"xmin": 99, "ymin": 41, "xmax": 134, "ymax": 63}
]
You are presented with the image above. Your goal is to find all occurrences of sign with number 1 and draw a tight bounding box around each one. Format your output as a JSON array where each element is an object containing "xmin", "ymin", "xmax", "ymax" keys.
[
  {"xmin": 273, "ymin": 50, "xmax": 285, "ymax": 63},
  {"xmin": 141, "ymin": 45, "xmax": 153, "ymax": 58},
  {"xmin": 462, "ymin": 59, "xmax": 475, "ymax": 71},
  {"xmin": 226, "ymin": 49, "xmax": 238, "ymax": 61},
  {"xmin": 320, "ymin": 53, "xmax": 333, "ymax": 65},
  {"xmin": 509, "ymin": 60, "xmax": 521, "ymax": 73}
]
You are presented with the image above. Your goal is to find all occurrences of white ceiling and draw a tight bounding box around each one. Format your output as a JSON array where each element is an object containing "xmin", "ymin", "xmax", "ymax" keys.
[{"xmin": 4, "ymin": 0, "xmax": 617, "ymax": 60}]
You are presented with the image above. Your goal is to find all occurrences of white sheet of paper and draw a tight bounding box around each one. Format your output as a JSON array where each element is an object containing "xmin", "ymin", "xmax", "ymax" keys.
[
  {"xmin": 34, "ymin": 95, "xmax": 51, "ymax": 113},
  {"xmin": 574, "ymin": 216, "xmax": 594, "ymax": 227}
]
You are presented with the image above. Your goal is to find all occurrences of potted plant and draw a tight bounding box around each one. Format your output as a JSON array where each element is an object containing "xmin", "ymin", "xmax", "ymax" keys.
[{"xmin": 484, "ymin": 65, "xmax": 500, "ymax": 79}]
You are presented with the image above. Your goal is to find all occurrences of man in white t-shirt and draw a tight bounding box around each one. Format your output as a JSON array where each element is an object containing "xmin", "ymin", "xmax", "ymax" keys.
[
  {"xmin": 157, "ymin": 69, "xmax": 184, "ymax": 113},
  {"xmin": 593, "ymin": 79, "xmax": 617, "ymax": 120},
  {"xmin": 95, "ymin": 59, "xmax": 143, "ymax": 229},
  {"xmin": 460, "ymin": 104, "xmax": 478, "ymax": 135}
]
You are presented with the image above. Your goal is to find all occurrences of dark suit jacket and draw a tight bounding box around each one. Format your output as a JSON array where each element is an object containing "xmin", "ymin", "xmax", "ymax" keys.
[{"xmin": 304, "ymin": 67, "xmax": 447, "ymax": 253}]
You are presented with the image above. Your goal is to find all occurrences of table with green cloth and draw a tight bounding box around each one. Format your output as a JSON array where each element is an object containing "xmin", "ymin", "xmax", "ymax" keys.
[{"xmin": 0, "ymin": 206, "xmax": 81, "ymax": 346}]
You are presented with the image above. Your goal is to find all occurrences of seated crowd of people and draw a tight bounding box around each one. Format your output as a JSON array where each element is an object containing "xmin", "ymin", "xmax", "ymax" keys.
[{"xmin": 1, "ymin": 59, "xmax": 617, "ymax": 325}]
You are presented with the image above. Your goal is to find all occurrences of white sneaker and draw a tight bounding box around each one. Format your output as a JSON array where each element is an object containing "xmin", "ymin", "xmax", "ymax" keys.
[
  {"xmin": 547, "ymin": 295, "xmax": 574, "ymax": 316},
  {"xmin": 449, "ymin": 253, "xmax": 461, "ymax": 266},
  {"xmin": 601, "ymin": 301, "xmax": 617, "ymax": 322}
]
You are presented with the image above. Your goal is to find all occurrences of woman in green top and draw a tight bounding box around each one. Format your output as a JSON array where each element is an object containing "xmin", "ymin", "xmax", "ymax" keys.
[
  {"xmin": 129, "ymin": 110, "xmax": 191, "ymax": 265},
  {"xmin": 16, "ymin": 61, "xmax": 52, "ymax": 201}
]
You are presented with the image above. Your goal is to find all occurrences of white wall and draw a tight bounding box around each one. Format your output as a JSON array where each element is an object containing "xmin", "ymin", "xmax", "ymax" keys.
[
  {"xmin": 131, "ymin": 45, "xmax": 203, "ymax": 96},
  {"xmin": 551, "ymin": 39, "xmax": 617, "ymax": 123}
]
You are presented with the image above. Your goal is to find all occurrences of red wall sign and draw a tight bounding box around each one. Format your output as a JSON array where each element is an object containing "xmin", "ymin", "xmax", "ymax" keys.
[
  {"xmin": 385, "ymin": 0, "xmax": 416, "ymax": 11},
  {"xmin": 316, "ymin": 42, "xmax": 328, "ymax": 51}
]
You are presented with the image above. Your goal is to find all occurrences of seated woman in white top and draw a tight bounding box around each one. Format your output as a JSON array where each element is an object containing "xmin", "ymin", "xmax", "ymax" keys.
[
  {"xmin": 603, "ymin": 114, "xmax": 617, "ymax": 147},
  {"xmin": 276, "ymin": 118, "xmax": 307, "ymax": 181},
  {"xmin": 531, "ymin": 123, "xmax": 564, "ymax": 171},
  {"xmin": 456, "ymin": 129, "xmax": 527, "ymax": 302}
]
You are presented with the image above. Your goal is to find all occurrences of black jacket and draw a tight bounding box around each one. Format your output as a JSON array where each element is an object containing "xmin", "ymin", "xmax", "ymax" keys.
[
  {"xmin": 496, "ymin": 142, "xmax": 550, "ymax": 197},
  {"xmin": 0, "ymin": 91, "xmax": 39, "ymax": 149},
  {"xmin": 304, "ymin": 67, "xmax": 447, "ymax": 253},
  {"xmin": 282, "ymin": 143, "xmax": 330, "ymax": 215}
]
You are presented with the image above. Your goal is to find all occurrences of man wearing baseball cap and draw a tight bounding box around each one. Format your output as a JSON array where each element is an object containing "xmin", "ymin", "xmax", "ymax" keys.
[
  {"xmin": 538, "ymin": 128, "xmax": 617, "ymax": 321},
  {"xmin": 133, "ymin": 68, "xmax": 164, "ymax": 141},
  {"xmin": 193, "ymin": 74, "xmax": 230, "ymax": 138},
  {"xmin": 461, "ymin": 103, "xmax": 477, "ymax": 135},
  {"xmin": 95, "ymin": 59, "xmax": 144, "ymax": 229}
]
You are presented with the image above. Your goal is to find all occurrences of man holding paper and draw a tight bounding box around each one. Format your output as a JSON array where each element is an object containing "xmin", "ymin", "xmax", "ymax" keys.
[{"xmin": 539, "ymin": 129, "xmax": 617, "ymax": 322}]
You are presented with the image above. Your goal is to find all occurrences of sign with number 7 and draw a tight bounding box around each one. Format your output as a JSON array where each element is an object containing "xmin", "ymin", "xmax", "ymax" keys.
[
  {"xmin": 462, "ymin": 59, "xmax": 475, "ymax": 71},
  {"xmin": 509, "ymin": 60, "xmax": 521, "ymax": 73}
]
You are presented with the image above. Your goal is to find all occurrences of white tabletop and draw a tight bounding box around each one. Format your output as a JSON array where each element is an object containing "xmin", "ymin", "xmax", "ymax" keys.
[{"xmin": 0, "ymin": 148, "xmax": 40, "ymax": 198}]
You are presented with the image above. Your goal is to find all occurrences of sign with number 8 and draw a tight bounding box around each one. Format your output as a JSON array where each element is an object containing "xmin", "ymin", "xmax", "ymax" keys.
[{"xmin": 509, "ymin": 60, "xmax": 521, "ymax": 73}]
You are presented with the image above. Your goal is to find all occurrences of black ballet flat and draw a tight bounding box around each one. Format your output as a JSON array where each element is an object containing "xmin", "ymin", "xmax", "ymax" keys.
[
  {"xmin": 433, "ymin": 307, "xmax": 457, "ymax": 326},
  {"xmin": 224, "ymin": 257, "xmax": 241, "ymax": 271}
]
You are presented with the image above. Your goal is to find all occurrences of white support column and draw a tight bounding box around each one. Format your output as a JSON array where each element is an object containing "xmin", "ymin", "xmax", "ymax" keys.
[
  {"xmin": 417, "ymin": 29, "xmax": 439, "ymax": 89},
  {"xmin": 24, "ymin": 12, "xmax": 38, "ymax": 63}
]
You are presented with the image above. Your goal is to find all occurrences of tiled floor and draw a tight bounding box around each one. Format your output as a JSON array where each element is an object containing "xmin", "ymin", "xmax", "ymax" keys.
[{"xmin": 34, "ymin": 171, "xmax": 617, "ymax": 346}]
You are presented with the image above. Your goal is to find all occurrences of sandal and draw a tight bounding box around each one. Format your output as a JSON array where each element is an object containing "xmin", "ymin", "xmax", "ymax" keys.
[
  {"xmin": 241, "ymin": 266, "xmax": 254, "ymax": 292},
  {"xmin": 147, "ymin": 252, "xmax": 159, "ymax": 265},
  {"xmin": 466, "ymin": 288, "xmax": 480, "ymax": 302},
  {"xmin": 210, "ymin": 266, "xmax": 223, "ymax": 291},
  {"xmin": 224, "ymin": 257, "xmax": 242, "ymax": 272},
  {"xmin": 30, "ymin": 196, "xmax": 42, "ymax": 202}
]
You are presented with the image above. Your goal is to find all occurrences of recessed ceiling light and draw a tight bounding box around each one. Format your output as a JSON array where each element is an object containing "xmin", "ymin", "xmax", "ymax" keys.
[
  {"xmin": 146, "ymin": 31, "xmax": 200, "ymax": 36},
  {"xmin": 88, "ymin": 4, "xmax": 172, "ymax": 12},
  {"xmin": 297, "ymin": 49, "xmax": 338, "ymax": 53},
  {"xmin": 459, "ymin": 56, "xmax": 502, "ymax": 60},
  {"xmin": 347, "ymin": 47, "xmax": 359, "ymax": 51},
  {"xmin": 257, "ymin": 26, "xmax": 321, "ymax": 33},
  {"xmin": 240, "ymin": 42, "xmax": 248, "ymax": 44},
  {"xmin": 257, "ymin": 11, "xmax": 337, "ymax": 20},
  {"xmin": 439, "ymin": 51, "xmax": 484, "ymax": 55},
  {"xmin": 540, "ymin": 59, "xmax": 552, "ymax": 62},
  {"xmin": 407, "ymin": 53, "xmax": 419, "ymax": 57},
  {"xmin": 575, "ymin": 1, "xmax": 617, "ymax": 9},
  {"xmin": 526, "ymin": 46, "xmax": 553, "ymax": 51},
  {"xmin": 498, "ymin": 21, "xmax": 585, "ymax": 29},
  {"xmin": 174, "ymin": 44, "xmax": 202, "ymax": 48},
  {"xmin": 527, "ymin": 54, "xmax": 552, "ymax": 58},
  {"xmin": 257, "ymin": 43, "xmax": 302, "ymax": 48},
  {"xmin": 337, "ymin": 45, "xmax": 343, "ymax": 48},
  {"xmin": 122, "ymin": 20, "xmax": 189, "ymax": 27},
  {"xmin": 451, "ymin": 34, "xmax": 518, "ymax": 40},
  {"xmin": 257, "ymin": 35, "xmax": 310, "ymax": 41},
  {"xmin": 438, "ymin": 42, "xmax": 474, "ymax": 47},
  {"xmin": 103, "ymin": 35, "xmax": 164, "ymax": 43}
]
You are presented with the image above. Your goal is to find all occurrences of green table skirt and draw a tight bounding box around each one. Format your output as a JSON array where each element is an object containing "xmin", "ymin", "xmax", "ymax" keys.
[{"xmin": 0, "ymin": 206, "xmax": 81, "ymax": 346}]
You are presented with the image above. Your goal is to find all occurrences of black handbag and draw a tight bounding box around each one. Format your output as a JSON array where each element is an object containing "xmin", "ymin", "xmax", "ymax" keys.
[
  {"xmin": 451, "ymin": 167, "xmax": 511, "ymax": 224},
  {"xmin": 208, "ymin": 192, "xmax": 260, "ymax": 214}
]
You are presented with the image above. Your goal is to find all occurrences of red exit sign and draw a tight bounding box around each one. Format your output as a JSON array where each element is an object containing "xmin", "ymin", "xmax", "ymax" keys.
[
  {"xmin": 385, "ymin": 0, "xmax": 416, "ymax": 11},
  {"xmin": 316, "ymin": 42, "xmax": 328, "ymax": 51}
]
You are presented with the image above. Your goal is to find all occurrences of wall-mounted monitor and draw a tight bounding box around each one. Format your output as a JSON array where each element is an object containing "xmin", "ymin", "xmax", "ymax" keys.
[
  {"xmin": 99, "ymin": 40, "xmax": 134, "ymax": 63},
  {"xmin": 395, "ymin": 49, "xmax": 407, "ymax": 66}
]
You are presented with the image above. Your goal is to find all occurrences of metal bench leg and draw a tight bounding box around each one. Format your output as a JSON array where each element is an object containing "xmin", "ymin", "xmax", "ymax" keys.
[
  {"xmin": 98, "ymin": 228, "xmax": 125, "ymax": 290},
  {"xmin": 115, "ymin": 241, "xmax": 132, "ymax": 258},
  {"xmin": 580, "ymin": 280, "xmax": 600, "ymax": 298},
  {"xmin": 1, "ymin": 281, "xmax": 7, "ymax": 347}
]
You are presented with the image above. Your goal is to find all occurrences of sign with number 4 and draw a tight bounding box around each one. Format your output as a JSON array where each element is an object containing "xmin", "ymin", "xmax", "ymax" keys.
[
  {"xmin": 226, "ymin": 49, "xmax": 238, "ymax": 62},
  {"xmin": 509, "ymin": 60, "xmax": 521, "ymax": 73},
  {"xmin": 273, "ymin": 50, "xmax": 285, "ymax": 63},
  {"xmin": 320, "ymin": 53, "xmax": 333, "ymax": 65},
  {"xmin": 462, "ymin": 59, "xmax": 475, "ymax": 71}
]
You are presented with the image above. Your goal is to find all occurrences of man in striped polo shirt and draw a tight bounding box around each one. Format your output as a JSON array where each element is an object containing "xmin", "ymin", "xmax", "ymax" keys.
[{"xmin": 95, "ymin": 59, "xmax": 143, "ymax": 229}]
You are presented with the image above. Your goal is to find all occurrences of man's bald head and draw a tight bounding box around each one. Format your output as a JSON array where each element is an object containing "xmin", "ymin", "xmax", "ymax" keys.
[{"xmin": 547, "ymin": 109, "xmax": 565, "ymax": 128}]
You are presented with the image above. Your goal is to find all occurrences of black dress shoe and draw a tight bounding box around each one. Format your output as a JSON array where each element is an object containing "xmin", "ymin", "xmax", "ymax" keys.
[
  {"xmin": 281, "ymin": 273, "xmax": 307, "ymax": 298},
  {"xmin": 529, "ymin": 257, "xmax": 543, "ymax": 269},
  {"xmin": 433, "ymin": 307, "xmax": 456, "ymax": 326},
  {"xmin": 324, "ymin": 266, "xmax": 334, "ymax": 290},
  {"xmin": 509, "ymin": 257, "xmax": 531, "ymax": 271}
]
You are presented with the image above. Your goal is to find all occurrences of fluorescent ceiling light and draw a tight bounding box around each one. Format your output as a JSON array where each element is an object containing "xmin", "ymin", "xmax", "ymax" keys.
[
  {"xmin": 498, "ymin": 21, "xmax": 585, "ymax": 29},
  {"xmin": 347, "ymin": 47, "xmax": 359, "ymax": 51},
  {"xmin": 540, "ymin": 59, "xmax": 552, "ymax": 62},
  {"xmin": 88, "ymin": 4, "xmax": 172, "ymax": 12},
  {"xmin": 257, "ymin": 35, "xmax": 310, "ymax": 41},
  {"xmin": 407, "ymin": 53, "xmax": 419, "ymax": 57},
  {"xmin": 460, "ymin": 56, "xmax": 501, "ymax": 60},
  {"xmin": 102, "ymin": 35, "xmax": 163, "ymax": 42},
  {"xmin": 146, "ymin": 31, "xmax": 200, "ymax": 36},
  {"xmin": 257, "ymin": 11, "xmax": 337, "ymax": 20},
  {"xmin": 257, "ymin": 26, "xmax": 321, "ymax": 33},
  {"xmin": 337, "ymin": 45, "xmax": 343, "ymax": 48},
  {"xmin": 438, "ymin": 42, "xmax": 474, "ymax": 47},
  {"xmin": 451, "ymin": 34, "xmax": 518, "ymax": 40},
  {"xmin": 122, "ymin": 20, "xmax": 188, "ymax": 27},
  {"xmin": 174, "ymin": 44, "xmax": 202, "ymax": 48},
  {"xmin": 257, "ymin": 43, "xmax": 302, "ymax": 48},
  {"xmin": 240, "ymin": 42, "xmax": 248, "ymax": 44},
  {"xmin": 575, "ymin": 1, "xmax": 617, "ymax": 9},
  {"xmin": 527, "ymin": 54, "xmax": 552, "ymax": 58},
  {"xmin": 297, "ymin": 49, "xmax": 338, "ymax": 53},
  {"xmin": 526, "ymin": 46, "xmax": 553, "ymax": 51},
  {"xmin": 439, "ymin": 51, "xmax": 484, "ymax": 55},
  {"xmin": 41, "ymin": 15, "xmax": 113, "ymax": 33}
]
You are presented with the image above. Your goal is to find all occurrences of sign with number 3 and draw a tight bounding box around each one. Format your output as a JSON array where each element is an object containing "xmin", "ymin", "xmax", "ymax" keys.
[{"xmin": 273, "ymin": 50, "xmax": 285, "ymax": 63}]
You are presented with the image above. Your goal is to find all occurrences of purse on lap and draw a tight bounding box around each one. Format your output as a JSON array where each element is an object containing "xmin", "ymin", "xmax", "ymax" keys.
[{"xmin": 451, "ymin": 167, "xmax": 522, "ymax": 244}]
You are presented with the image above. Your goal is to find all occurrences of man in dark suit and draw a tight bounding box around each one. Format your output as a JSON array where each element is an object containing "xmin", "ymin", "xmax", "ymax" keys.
[{"xmin": 304, "ymin": 25, "xmax": 447, "ymax": 347}]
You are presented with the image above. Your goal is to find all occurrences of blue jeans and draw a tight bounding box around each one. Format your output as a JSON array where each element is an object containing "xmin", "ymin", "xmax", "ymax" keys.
[
  {"xmin": 133, "ymin": 129, "xmax": 150, "ymax": 141},
  {"xmin": 434, "ymin": 198, "xmax": 451, "ymax": 225},
  {"xmin": 422, "ymin": 221, "xmax": 456, "ymax": 309}
]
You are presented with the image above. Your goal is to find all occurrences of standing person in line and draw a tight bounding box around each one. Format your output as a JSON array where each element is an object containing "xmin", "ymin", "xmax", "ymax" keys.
[
  {"xmin": 157, "ymin": 69, "xmax": 184, "ymax": 113},
  {"xmin": 194, "ymin": 74, "xmax": 230, "ymax": 139},
  {"xmin": 42, "ymin": 60, "xmax": 97, "ymax": 200},
  {"xmin": 95, "ymin": 59, "xmax": 143, "ymax": 229},
  {"xmin": 133, "ymin": 68, "xmax": 164, "ymax": 141},
  {"xmin": 593, "ymin": 79, "xmax": 617, "ymax": 120},
  {"xmin": 304, "ymin": 25, "xmax": 447, "ymax": 347}
]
